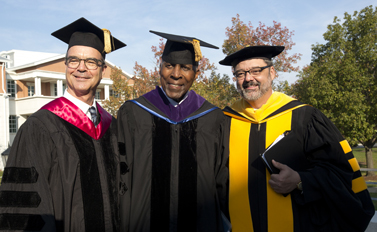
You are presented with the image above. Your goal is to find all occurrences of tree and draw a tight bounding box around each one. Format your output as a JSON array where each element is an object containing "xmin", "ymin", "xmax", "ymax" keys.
[
  {"xmin": 101, "ymin": 66, "xmax": 133, "ymax": 118},
  {"xmin": 272, "ymin": 80, "xmax": 293, "ymax": 95},
  {"xmin": 222, "ymin": 14, "xmax": 302, "ymax": 75},
  {"xmin": 131, "ymin": 39, "xmax": 164, "ymax": 98},
  {"xmin": 192, "ymin": 71, "xmax": 239, "ymax": 109},
  {"xmin": 292, "ymin": 6, "xmax": 377, "ymax": 175},
  {"xmin": 132, "ymin": 61, "xmax": 159, "ymax": 98}
]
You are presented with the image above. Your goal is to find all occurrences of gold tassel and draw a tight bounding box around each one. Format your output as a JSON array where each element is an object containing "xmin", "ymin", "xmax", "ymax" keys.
[
  {"xmin": 102, "ymin": 28, "xmax": 113, "ymax": 54},
  {"xmin": 190, "ymin": 39, "xmax": 202, "ymax": 62}
]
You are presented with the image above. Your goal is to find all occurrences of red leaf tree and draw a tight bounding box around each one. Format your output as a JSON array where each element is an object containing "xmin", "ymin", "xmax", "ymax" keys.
[{"xmin": 223, "ymin": 14, "xmax": 302, "ymax": 76}]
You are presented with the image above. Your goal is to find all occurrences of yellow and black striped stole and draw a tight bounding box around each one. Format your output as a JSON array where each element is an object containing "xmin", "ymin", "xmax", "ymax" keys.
[
  {"xmin": 339, "ymin": 140, "xmax": 367, "ymax": 194},
  {"xmin": 225, "ymin": 103, "xmax": 305, "ymax": 232}
]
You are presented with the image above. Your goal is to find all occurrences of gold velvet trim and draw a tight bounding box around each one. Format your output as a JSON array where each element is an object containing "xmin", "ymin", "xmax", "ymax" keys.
[
  {"xmin": 265, "ymin": 110, "xmax": 294, "ymax": 232},
  {"xmin": 223, "ymin": 111, "xmax": 250, "ymax": 123},
  {"xmin": 227, "ymin": 93, "xmax": 301, "ymax": 232},
  {"xmin": 231, "ymin": 92, "xmax": 296, "ymax": 123},
  {"xmin": 348, "ymin": 158, "xmax": 360, "ymax": 172},
  {"xmin": 352, "ymin": 176, "xmax": 367, "ymax": 194},
  {"xmin": 228, "ymin": 118, "xmax": 254, "ymax": 231},
  {"xmin": 340, "ymin": 140, "xmax": 352, "ymax": 154},
  {"xmin": 225, "ymin": 104, "xmax": 306, "ymax": 125}
]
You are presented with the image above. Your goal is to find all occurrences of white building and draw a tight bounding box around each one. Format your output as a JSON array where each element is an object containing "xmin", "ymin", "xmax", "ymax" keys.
[{"xmin": 0, "ymin": 50, "xmax": 132, "ymax": 170}]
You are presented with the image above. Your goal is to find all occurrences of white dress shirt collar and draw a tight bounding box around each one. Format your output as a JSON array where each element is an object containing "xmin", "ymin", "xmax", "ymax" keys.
[
  {"xmin": 63, "ymin": 89, "xmax": 97, "ymax": 119},
  {"xmin": 159, "ymin": 86, "xmax": 189, "ymax": 107}
]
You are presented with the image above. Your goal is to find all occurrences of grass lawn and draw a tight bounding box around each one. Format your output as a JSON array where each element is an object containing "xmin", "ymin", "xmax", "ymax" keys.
[
  {"xmin": 352, "ymin": 147, "xmax": 377, "ymax": 171},
  {"xmin": 352, "ymin": 147, "xmax": 377, "ymax": 181}
]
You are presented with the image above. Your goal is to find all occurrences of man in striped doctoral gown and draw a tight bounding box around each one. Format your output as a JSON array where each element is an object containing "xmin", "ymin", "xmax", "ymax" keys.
[{"xmin": 219, "ymin": 45, "xmax": 375, "ymax": 232}]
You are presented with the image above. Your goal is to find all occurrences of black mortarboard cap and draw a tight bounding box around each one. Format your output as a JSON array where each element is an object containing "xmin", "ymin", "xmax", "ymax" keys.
[
  {"xmin": 51, "ymin": 17, "xmax": 126, "ymax": 58},
  {"xmin": 219, "ymin": 45, "xmax": 284, "ymax": 66},
  {"xmin": 150, "ymin": 30, "xmax": 219, "ymax": 65}
]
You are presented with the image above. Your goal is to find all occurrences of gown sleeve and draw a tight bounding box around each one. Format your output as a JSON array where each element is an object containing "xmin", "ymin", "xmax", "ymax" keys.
[
  {"xmin": 116, "ymin": 102, "xmax": 132, "ymax": 232},
  {"xmin": 293, "ymin": 107, "xmax": 375, "ymax": 231},
  {"xmin": 0, "ymin": 116, "xmax": 57, "ymax": 231},
  {"xmin": 214, "ymin": 112, "xmax": 229, "ymax": 218}
]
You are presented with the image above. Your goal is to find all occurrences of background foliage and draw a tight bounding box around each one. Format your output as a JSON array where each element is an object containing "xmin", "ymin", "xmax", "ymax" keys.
[{"xmin": 291, "ymin": 5, "xmax": 377, "ymax": 174}]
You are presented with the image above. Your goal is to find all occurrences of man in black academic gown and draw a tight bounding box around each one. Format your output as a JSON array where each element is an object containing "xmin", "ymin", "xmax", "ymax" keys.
[
  {"xmin": 219, "ymin": 45, "xmax": 375, "ymax": 232},
  {"xmin": 0, "ymin": 18, "xmax": 126, "ymax": 231},
  {"xmin": 117, "ymin": 31, "xmax": 228, "ymax": 232}
]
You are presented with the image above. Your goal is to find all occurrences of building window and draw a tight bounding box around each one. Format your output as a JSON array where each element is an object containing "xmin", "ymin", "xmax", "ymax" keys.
[
  {"xmin": 27, "ymin": 84, "xmax": 35, "ymax": 96},
  {"xmin": 95, "ymin": 90, "xmax": 101, "ymax": 100},
  {"xmin": 7, "ymin": 80, "xmax": 15, "ymax": 97},
  {"xmin": 3, "ymin": 55, "xmax": 10, "ymax": 68},
  {"xmin": 9, "ymin": 115, "xmax": 17, "ymax": 133},
  {"xmin": 109, "ymin": 89, "xmax": 119, "ymax": 98},
  {"xmin": 54, "ymin": 83, "xmax": 66, "ymax": 96}
]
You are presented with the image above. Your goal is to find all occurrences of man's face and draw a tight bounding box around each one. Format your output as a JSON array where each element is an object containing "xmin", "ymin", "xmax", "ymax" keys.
[
  {"xmin": 234, "ymin": 58, "xmax": 275, "ymax": 103},
  {"xmin": 65, "ymin": 45, "xmax": 106, "ymax": 100},
  {"xmin": 160, "ymin": 61, "xmax": 198, "ymax": 102}
]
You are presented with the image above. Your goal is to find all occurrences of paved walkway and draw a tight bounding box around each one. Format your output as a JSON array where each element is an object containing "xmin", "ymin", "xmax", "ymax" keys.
[
  {"xmin": 366, "ymin": 186, "xmax": 377, "ymax": 231},
  {"xmin": 367, "ymin": 187, "xmax": 377, "ymax": 193},
  {"xmin": 366, "ymin": 212, "xmax": 377, "ymax": 232}
]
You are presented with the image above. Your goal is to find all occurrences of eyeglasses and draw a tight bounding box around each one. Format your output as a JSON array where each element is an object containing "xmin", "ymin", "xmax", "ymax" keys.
[
  {"xmin": 65, "ymin": 56, "xmax": 105, "ymax": 70},
  {"xmin": 233, "ymin": 65, "xmax": 271, "ymax": 80}
]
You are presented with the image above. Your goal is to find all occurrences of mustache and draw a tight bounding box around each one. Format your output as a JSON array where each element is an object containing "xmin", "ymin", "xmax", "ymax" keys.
[
  {"xmin": 73, "ymin": 74, "xmax": 90, "ymax": 78},
  {"xmin": 243, "ymin": 81, "xmax": 260, "ymax": 88}
]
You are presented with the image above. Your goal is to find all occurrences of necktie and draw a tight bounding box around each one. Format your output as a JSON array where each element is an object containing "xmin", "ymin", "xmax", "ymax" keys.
[{"xmin": 89, "ymin": 106, "xmax": 97, "ymax": 125}]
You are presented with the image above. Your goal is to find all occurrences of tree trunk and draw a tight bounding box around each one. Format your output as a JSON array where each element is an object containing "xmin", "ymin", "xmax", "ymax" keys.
[{"xmin": 364, "ymin": 146, "xmax": 375, "ymax": 176}]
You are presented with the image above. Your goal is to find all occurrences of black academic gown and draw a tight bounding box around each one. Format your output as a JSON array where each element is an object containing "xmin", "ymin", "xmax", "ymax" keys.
[
  {"xmin": 223, "ymin": 92, "xmax": 374, "ymax": 232},
  {"xmin": 117, "ymin": 88, "xmax": 228, "ymax": 232},
  {"xmin": 0, "ymin": 97, "xmax": 120, "ymax": 232}
]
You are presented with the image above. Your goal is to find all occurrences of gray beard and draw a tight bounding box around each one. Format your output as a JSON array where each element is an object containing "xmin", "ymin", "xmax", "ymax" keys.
[
  {"xmin": 238, "ymin": 88, "xmax": 265, "ymax": 101},
  {"xmin": 237, "ymin": 75, "xmax": 272, "ymax": 101}
]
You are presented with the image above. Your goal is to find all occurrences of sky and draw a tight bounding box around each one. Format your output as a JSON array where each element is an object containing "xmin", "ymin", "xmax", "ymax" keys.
[{"xmin": 1, "ymin": 0, "xmax": 375, "ymax": 84}]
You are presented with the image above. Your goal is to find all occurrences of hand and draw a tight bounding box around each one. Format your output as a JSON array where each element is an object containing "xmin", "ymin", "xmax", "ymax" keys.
[{"xmin": 268, "ymin": 160, "xmax": 301, "ymax": 194}]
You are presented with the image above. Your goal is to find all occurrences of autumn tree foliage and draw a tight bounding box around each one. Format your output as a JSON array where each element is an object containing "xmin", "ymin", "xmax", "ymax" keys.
[
  {"xmin": 102, "ymin": 66, "xmax": 133, "ymax": 118},
  {"xmin": 131, "ymin": 39, "xmax": 163, "ymax": 98},
  {"xmin": 222, "ymin": 14, "xmax": 302, "ymax": 76},
  {"xmin": 292, "ymin": 6, "xmax": 377, "ymax": 175},
  {"xmin": 132, "ymin": 61, "xmax": 159, "ymax": 98},
  {"xmin": 192, "ymin": 71, "xmax": 239, "ymax": 109},
  {"xmin": 272, "ymin": 80, "xmax": 294, "ymax": 95}
]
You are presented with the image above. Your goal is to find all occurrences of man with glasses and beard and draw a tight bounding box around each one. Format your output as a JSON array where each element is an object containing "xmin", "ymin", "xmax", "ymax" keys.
[
  {"xmin": 220, "ymin": 45, "xmax": 374, "ymax": 232},
  {"xmin": 0, "ymin": 18, "xmax": 125, "ymax": 231}
]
